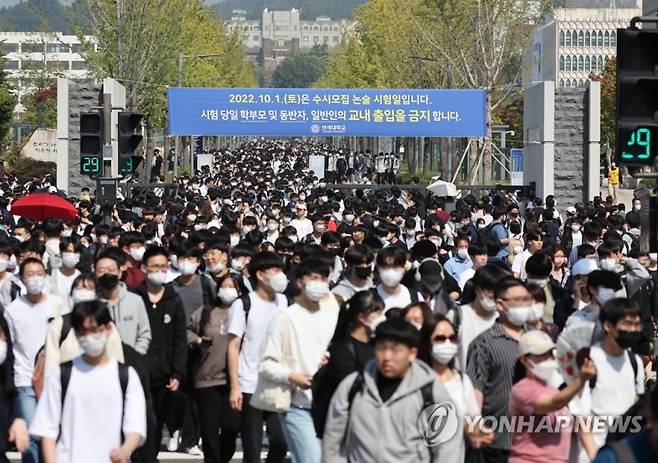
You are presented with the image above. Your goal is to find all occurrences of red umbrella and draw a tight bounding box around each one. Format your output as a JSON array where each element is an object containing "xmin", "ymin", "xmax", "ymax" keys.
[{"xmin": 11, "ymin": 193, "xmax": 78, "ymax": 222}]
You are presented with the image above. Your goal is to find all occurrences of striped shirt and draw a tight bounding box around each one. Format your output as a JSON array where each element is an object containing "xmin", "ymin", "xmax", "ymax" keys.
[{"xmin": 466, "ymin": 321, "xmax": 521, "ymax": 450}]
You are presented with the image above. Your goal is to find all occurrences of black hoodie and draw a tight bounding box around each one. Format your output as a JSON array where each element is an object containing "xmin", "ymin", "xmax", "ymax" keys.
[{"xmin": 136, "ymin": 283, "xmax": 188, "ymax": 387}]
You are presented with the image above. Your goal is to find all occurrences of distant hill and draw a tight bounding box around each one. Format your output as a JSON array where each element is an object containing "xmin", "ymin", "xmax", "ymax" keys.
[{"xmin": 211, "ymin": 0, "xmax": 365, "ymax": 20}]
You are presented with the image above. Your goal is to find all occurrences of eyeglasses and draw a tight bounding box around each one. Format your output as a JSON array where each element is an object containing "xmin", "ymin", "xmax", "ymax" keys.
[
  {"xmin": 433, "ymin": 334, "xmax": 458, "ymax": 343},
  {"xmin": 500, "ymin": 297, "xmax": 534, "ymax": 304}
]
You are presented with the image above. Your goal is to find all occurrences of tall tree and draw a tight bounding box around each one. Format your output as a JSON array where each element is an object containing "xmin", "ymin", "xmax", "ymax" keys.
[
  {"xmin": 590, "ymin": 57, "xmax": 615, "ymax": 150},
  {"xmin": 0, "ymin": 52, "xmax": 17, "ymax": 155},
  {"xmin": 271, "ymin": 52, "xmax": 327, "ymax": 88}
]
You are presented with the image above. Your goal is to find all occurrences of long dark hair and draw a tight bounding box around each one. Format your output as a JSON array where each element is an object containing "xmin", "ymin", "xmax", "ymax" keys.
[
  {"xmin": 418, "ymin": 314, "xmax": 458, "ymax": 371},
  {"xmin": 332, "ymin": 289, "xmax": 384, "ymax": 343},
  {"xmin": 200, "ymin": 273, "xmax": 247, "ymax": 337}
]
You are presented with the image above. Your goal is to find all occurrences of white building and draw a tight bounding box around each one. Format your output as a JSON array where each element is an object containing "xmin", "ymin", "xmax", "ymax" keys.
[
  {"xmin": 225, "ymin": 9, "xmax": 262, "ymax": 51},
  {"xmin": 0, "ymin": 32, "xmax": 95, "ymax": 111},
  {"xmin": 523, "ymin": 1, "xmax": 641, "ymax": 88}
]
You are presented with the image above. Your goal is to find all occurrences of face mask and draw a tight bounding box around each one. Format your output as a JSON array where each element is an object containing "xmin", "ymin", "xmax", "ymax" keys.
[
  {"xmin": 98, "ymin": 273, "xmax": 119, "ymax": 290},
  {"xmin": 615, "ymin": 330, "xmax": 643, "ymax": 350},
  {"xmin": 600, "ymin": 258, "xmax": 617, "ymax": 272},
  {"xmin": 218, "ymin": 287, "xmax": 239, "ymax": 306},
  {"xmin": 78, "ymin": 331, "xmax": 108, "ymax": 357},
  {"xmin": 0, "ymin": 341, "xmax": 6, "ymax": 365},
  {"xmin": 530, "ymin": 359, "xmax": 558, "ymax": 383},
  {"xmin": 378, "ymin": 236, "xmax": 389, "ymax": 246},
  {"xmin": 368, "ymin": 314, "xmax": 387, "ymax": 335},
  {"xmin": 242, "ymin": 226, "xmax": 254, "ymax": 236},
  {"xmin": 24, "ymin": 276, "xmax": 46, "ymax": 295},
  {"xmin": 266, "ymin": 271, "xmax": 288, "ymax": 293},
  {"xmin": 411, "ymin": 321, "xmax": 423, "ymax": 330},
  {"xmin": 13, "ymin": 235, "xmax": 24, "ymax": 243},
  {"xmin": 432, "ymin": 341, "xmax": 458, "ymax": 364},
  {"xmin": 321, "ymin": 196, "xmax": 329, "ymax": 203},
  {"xmin": 344, "ymin": 214, "xmax": 355, "ymax": 222},
  {"xmin": 61, "ymin": 229, "xmax": 73, "ymax": 238},
  {"xmin": 372, "ymin": 220, "xmax": 380, "ymax": 228},
  {"xmin": 527, "ymin": 303, "xmax": 545, "ymax": 322},
  {"xmin": 267, "ymin": 223, "xmax": 278, "ymax": 232},
  {"xmin": 596, "ymin": 287, "xmax": 624, "ymax": 305},
  {"xmin": 571, "ymin": 224, "xmax": 581, "ymax": 233},
  {"xmin": 231, "ymin": 259, "xmax": 246, "ymax": 271},
  {"xmin": 207, "ymin": 261, "xmax": 226, "ymax": 274},
  {"xmin": 634, "ymin": 204, "xmax": 641, "ymax": 211},
  {"xmin": 147, "ymin": 271, "xmax": 167, "ymax": 286},
  {"xmin": 169, "ymin": 255, "xmax": 179, "ymax": 269},
  {"xmin": 506, "ymin": 306, "xmax": 530, "ymax": 326},
  {"xmin": 457, "ymin": 249, "xmax": 469, "ymax": 260},
  {"xmin": 0, "ymin": 258, "xmax": 8, "ymax": 273},
  {"xmin": 526, "ymin": 277, "xmax": 547, "ymax": 288},
  {"xmin": 230, "ymin": 235, "xmax": 240, "ymax": 247},
  {"xmin": 379, "ymin": 268, "xmax": 404, "ymax": 287},
  {"xmin": 71, "ymin": 289, "xmax": 97, "ymax": 304},
  {"xmin": 282, "ymin": 217, "xmax": 292, "ymax": 225},
  {"xmin": 305, "ymin": 280, "xmax": 330, "ymax": 301},
  {"xmin": 314, "ymin": 223, "xmax": 326, "ymax": 234},
  {"xmin": 406, "ymin": 229, "xmax": 416, "ymax": 237},
  {"xmin": 130, "ymin": 247, "xmax": 146, "ymax": 262},
  {"xmin": 354, "ymin": 266, "xmax": 372, "ymax": 280},
  {"xmin": 8, "ymin": 255, "xmax": 16, "ymax": 272},
  {"xmin": 99, "ymin": 236, "xmax": 109, "ymax": 245},
  {"xmin": 62, "ymin": 252, "xmax": 80, "ymax": 268},
  {"xmin": 178, "ymin": 260, "xmax": 198, "ymax": 276},
  {"xmin": 479, "ymin": 295, "xmax": 498, "ymax": 312},
  {"xmin": 289, "ymin": 235, "xmax": 299, "ymax": 243}
]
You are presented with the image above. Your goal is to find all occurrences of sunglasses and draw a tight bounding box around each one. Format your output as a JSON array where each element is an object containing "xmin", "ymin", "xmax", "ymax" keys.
[{"xmin": 433, "ymin": 334, "xmax": 458, "ymax": 343}]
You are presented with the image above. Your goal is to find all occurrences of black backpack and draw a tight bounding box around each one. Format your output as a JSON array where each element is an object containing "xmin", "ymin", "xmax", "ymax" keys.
[{"xmin": 622, "ymin": 232, "xmax": 640, "ymax": 255}]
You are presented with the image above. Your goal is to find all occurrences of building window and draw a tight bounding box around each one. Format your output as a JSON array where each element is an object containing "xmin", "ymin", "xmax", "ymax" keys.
[
  {"xmin": 584, "ymin": 31, "xmax": 590, "ymax": 46},
  {"xmin": 3, "ymin": 60, "xmax": 18, "ymax": 70},
  {"xmin": 571, "ymin": 31, "xmax": 577, "ymax": 45},
  {"xmin": 598, "ymin": 55, "xmax": 604, "ymax": 70},
  {"xmin": 577, "ymin": 55, "xmax": 584, "ymax": 71},
  {"xmin": 253, "ymin": 35, "xmax": 259, "ymax": 41},
  {"xmin": 565, "ymin": 55, "xmax": 572, "ymax": 70},
  {"xmin": 71, "ymin": 61, "xmax": 86, "ymax": 70},
  {"xmin": 565, "ymin": 30, "xmax": 571, "ymax": 46},
  {"xmin": 604, "ymin": 31, "xmax": 610, "ymax": 47},
  {"xmin": 560, "ymin": 55, "xmax": 565, "ymax": 70},
  {"xmin": 21, "ymin": 42, "xmax": 43, "ymax": 53},
  {"xmin": 560, "ymin": 30, "xmax": 565, "ymax": 46},
  {"xmin": 333, "ymin": 36, "xmax": 339, "ymax": 43},
  {"xmin": 559, "ymin": 79, "xmax": 565, "ymax": 87},
  {"xmin": 303, "ymin": 36, "xmax": 309, "ymax": 41},
  {"xmin": 585, "ymin": 55, "xmax": 590, "ymax": 71},
  {"xmin": 597, "ymin": 31, "xmax": 604, "ymax": 46},
  {"xmin": 577, "ymin": 31, "xmax": 584, "ymax": 46},
  {"xmin": 2, "ymin": 43, "xmax": 19, "ymax": 53},
  {"xmin": 611, "ymin": 31, "xmax": 616, "ymax": 46}
]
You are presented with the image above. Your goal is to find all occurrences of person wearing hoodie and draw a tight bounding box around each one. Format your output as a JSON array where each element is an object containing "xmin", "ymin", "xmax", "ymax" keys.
[
  {"xmin": 322, "ymin": 317, "xmax": 465, "ymax": 463},
  {"xmin": 331, "ymin": 244, "xmax": 374, "ymax": 305},
  {"xmin": 119, "ymin": 231, "xmax": 147, "ymax": 290},
  {"xmin": 135, "ymin": 246, "xmax": 188, "ymax": 456},
  {"xmin": 95, "ymin": 251, "xmax": 151, "ymax": 356}
]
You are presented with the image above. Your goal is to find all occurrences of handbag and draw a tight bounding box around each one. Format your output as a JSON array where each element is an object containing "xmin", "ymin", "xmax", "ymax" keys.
[{"xmin": 250, "ymin": 314, "xmax": 294, "ymax": 412}]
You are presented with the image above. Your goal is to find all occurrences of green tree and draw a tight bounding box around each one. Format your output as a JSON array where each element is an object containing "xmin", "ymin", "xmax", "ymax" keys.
[
  {"xmin": 271, "ymin": 52, "xmax": 327, "ymax": 88},
  {"xmin": 20, "ymin": 83, "xmax": 57, "ymax": 129},
  {"xmin": 0, "ymin": 52, "xmax": 17, "ymax": 156},
  {"xmin": 590, "ymin": 57, "xmax": 615, "ymax": 149}
]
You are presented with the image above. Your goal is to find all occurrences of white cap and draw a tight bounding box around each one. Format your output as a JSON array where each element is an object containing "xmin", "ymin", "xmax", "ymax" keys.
[
  {"xmin": 572, "ymin": 258, "xmax": 599, "ymax": 276},
  {"xmin": 519, "ymin": 330, "xmax": 555, "ymax": 356},
  {"xmin": 650, "ymin": 253, "xmax": 658, "ymax": 263}
]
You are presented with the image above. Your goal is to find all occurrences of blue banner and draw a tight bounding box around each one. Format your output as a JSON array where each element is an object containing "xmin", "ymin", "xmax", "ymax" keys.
[
  {"xmin": 510, "ymin": 148, "xmax": 524, "ymax": 172},
  {"xmin": 167, "ymin": 88, "xmax": 486, "ymax": 137}
]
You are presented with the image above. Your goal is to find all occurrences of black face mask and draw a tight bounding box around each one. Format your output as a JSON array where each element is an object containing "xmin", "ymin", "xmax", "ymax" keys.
[
  {"xmin": 98, "ymin": 273, "xmax": 119, "ymax": 290},
  {"xmin": 616, "ymin": 330, "xmax": 643, "ymax": 351},
  {"xmin": 354, "ymin": 266, "xmax": 372, "ymax": 280}
]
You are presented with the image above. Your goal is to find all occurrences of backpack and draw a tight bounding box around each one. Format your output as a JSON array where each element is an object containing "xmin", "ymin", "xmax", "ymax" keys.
[
  {"xmin": 482, "ymin": 222, "xmax": 506, "ymax": 254},
  {"xmin": 58, "ymin": 360, "xmax": 129, "ymax": 440},
  {"xmin": 622, "ymin": 232, "xmax": 640, "ymax": 255},
  {"xmin": 33, "ymin": 314, "xmax": 73, "ymax": 399}
]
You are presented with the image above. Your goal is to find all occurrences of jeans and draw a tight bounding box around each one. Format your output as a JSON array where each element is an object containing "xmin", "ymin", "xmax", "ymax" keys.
[
  {"xmin": 280, "ymin": 406, "xmax": 321, "ymax": 463},
  {"xmin": 195, "ymin": 385, "xmax": 240, "ymax": 463},
  {"xmin": 241, "ymin": 393, "xmax": 288, "ymax": 463},
  {"xmin": 16, "ymin": 387, "xmax": 39, "ymax": 463}
]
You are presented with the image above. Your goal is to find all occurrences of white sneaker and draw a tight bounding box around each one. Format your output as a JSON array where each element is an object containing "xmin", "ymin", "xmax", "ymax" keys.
[
  {"xmin": 186, "ymin": 445, "xmax": 203, "ymax": 456},
  {"xmin": 167, "ymin": 430, "xmax": 180, "ymax": 452}
]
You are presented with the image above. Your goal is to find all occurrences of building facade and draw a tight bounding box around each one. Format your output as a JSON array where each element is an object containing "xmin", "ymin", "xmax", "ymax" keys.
[
  {"xmin": 523, "ymin": 2, "xmax": 641, "ymax": 88},
  {"xmin": 0, "ymin": 32, "xmax": 95, "ymax": 111}
]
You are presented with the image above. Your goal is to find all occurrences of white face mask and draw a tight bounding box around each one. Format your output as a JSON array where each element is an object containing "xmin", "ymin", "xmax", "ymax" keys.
[
  {"xmin": 0, "ymin": 340, "xmax": 7, "ymax": 365},
  {"xmin": 305, "ymin": 280, "xmax": 330, "ymax": 301},
  {"xmin": 71, "ymin": 289, "xmax": 97, "ymax": 304},
  {"xmin": 379, "ymin": 268, "xmax": 404, "ymax": 287},
  {"xmin": 78, "ymin": 331, "xmax": 108, "ymax": 357},
  {"xmin": 289, "ymin": 235, "xmax": 299, "ymax": 243},
  {"xmin": 479, "ymin": 294, "xmax": 498, "ymax": 313},
  {"xmin": 368, "ymin": 314, "xmax": 387, "ymax": 335},
  {"xmin": 600, "ymin": 258, "xmax": 617, "ymax": 272},
  {"xmin": 130, "ymin": 247, "xmax": 146, "ymax": 262},
  {"xmin": 526, "ymin": 277, "xmax": 547, "ymax": 288},
  {"xmin": 147, "ymin": 271, "xmax": 167, "ymax": 286},
  {"xmin": 634, "ymin": 204, "xmax": 641, "ymax": 211},
  {"xmin": 231, "ymin": 259, "xmax": 247, "ymax": 271},
  {"xmin": 571, "ymin": 224, "xmax": 581, "ymax": 233},
  {"xmin": 62, "ymin": 252, "xmax": 80, "ymax": 269},
  {"xmin": 432, "ymin": 341, "xmax": 458, "ymax": 364},
  {"xmin": 457, "ymin": 249, "xmax": 469, "ymax": 260},
  {"xmin": 229, "ymin": 235, "xmax": 240, "ymax": 247},
  {"xmin": 169, "ymin": 255, "xmax": 179, "ymax": 269},
  {"xmin": 0, "ymin": 258, "xmax": 8, "ymax": 273},
  {"xmin": 596, "ymin": 287, "xmax": 625, "ymax": 305},
  {"xmin": 218, "ymin": 287, "xmax": 239, "ymax": 306},
  {"xmin": 530, "ymin": 358, "xmax": 559, "ymax": 383},
  {"xmin": 344, "ymin": 214, "xmax": 355, "ymax": 222},
  {"xmin": 24, "ymin": 276, "xmax": 46, "ymax": 295},
  {"xmin": 527, "ymin": 303, "xmax": 545, "ymax": 323},
  {"xmin": 178, "ymin": 260, "xmax": 199, "ymax": 276},
  {"xmin": 267, "ymin": 271, "xmax": 289, "ymax": 293},
  {"xmin": 506, "ymin": 306, "xmax": 530, "ymax": 326}
]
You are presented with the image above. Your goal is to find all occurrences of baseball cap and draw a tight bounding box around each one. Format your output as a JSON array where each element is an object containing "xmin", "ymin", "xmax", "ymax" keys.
[
  {"xmin": 418, "ymin": 259, "xmax": 443, "ymax": 290},
  {"xmin": 572, "ymin": 258, "xmax": 598, "ymax": 276},
  {"xmin": 519, "ymin": 330, "xmax": 555, "ymax": 356}
]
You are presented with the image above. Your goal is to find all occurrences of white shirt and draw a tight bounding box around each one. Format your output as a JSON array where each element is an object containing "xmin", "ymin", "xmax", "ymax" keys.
[
  {"xmin": 227, "ymin": 292, "xmax": 288, "ymax": 394},
  {"xmin": 376, "ymin": 284, "xmax": 423, "ymax": 312},
  {"xmin": 30, "ymin": 357, "xmax": 146, "ymax": 463},
  {"xmin": 5, "ymin": 294, "xmax": 65, "ymax": 387},
  {"xmin": 448, "ymin": 304, "xmax": 498, "ymax": 370},
  {"xmin": 457, "ymin": 268, "xmax": 475, "ymax": 291},
  {"xmin": 511, "ymin": 249, "xmax": 532, "ymax": 278},
  {"xmin": 290, "ymin": 218, "xmax": 313, "ymax": 238},
  {"xmin": 442, "ymin": 372, "xmax": 481, "ymax": 418},
  {"xmin": 55, "ymin": 269, "xmax": 80, "ymax": 303}
]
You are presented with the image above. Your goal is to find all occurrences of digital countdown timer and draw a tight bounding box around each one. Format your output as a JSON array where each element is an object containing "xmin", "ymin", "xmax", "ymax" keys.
[
  {"xmin": 80, "ymin": 155, "xmax": 101, "ymax": 175},
  {"xmin": 619, "ymin": 127, "xmax": 658, "ymax": 165}
]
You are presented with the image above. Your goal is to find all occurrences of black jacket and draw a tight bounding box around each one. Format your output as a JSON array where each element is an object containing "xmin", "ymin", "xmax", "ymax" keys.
[
  {"xmin": 136, "ymin": 283, "xmax": 188, "ymax": 387},
  {"xmin": 0, "ymin": 310, "xmax": 16, "ymax": 463}
]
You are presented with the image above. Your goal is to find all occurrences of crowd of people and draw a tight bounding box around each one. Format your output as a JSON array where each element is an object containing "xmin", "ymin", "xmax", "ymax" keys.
[{"xmin": 0, "ymin": 138, "xmax": 656, "ymax": 463}]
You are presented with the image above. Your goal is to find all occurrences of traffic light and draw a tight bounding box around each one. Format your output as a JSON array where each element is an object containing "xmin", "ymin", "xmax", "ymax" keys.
[
  {"xmin": 616, "ymin": 27, "xmax": 658, "ymax": 166},
  {"xmin": 79, "ymin": 113, "xmax": 102, "ymax": 176},
  {"xmin": 118, "ymin": 112, "xmax": 143, "ymax": 175}
]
